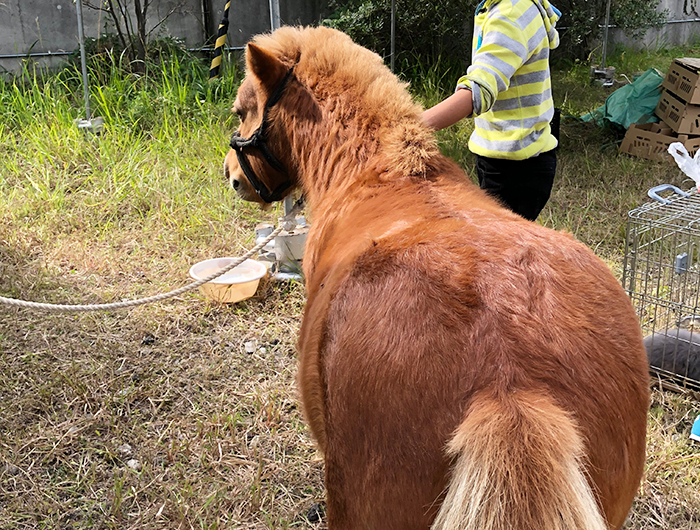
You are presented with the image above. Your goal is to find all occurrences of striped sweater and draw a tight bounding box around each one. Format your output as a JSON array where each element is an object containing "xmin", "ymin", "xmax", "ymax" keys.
[{"xmin": 457, "ymin": 0, "xmax": 560, "ymax": 160}]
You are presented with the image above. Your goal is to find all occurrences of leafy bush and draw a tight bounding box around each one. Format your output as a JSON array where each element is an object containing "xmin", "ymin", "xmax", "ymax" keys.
[
  {"xmin": 325, "ymin": 0, "xmax": 669, "ymax": 69},
  {"xmin": 322, "ymin": 0, "xmax": 477, "ymax": 76}
]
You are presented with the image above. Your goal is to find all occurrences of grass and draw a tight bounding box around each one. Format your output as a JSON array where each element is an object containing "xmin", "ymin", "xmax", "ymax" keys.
[{"xmin": 1, "ymin": 42, "xmax": 700, "ymax": 528}]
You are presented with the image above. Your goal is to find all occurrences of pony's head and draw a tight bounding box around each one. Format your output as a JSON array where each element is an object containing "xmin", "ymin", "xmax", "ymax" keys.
[
  {"xmin": 225, "ymin": 26, "xmax": 439, "ymax": 206},
  {"xmin": 225, "ymin": 41, "xmax": 301, "ymax": 204}
]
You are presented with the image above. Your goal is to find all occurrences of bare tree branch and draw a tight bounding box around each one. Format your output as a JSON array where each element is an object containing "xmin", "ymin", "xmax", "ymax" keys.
[
  {"xmin": 132, "ymin": 0, "xmax": 146, "ymax": 68},
  {"xmin": 147, "ymin": 2, "xmax": 188, "ymax": 38},
  {"xmin": 105, "ymin": 0, "xmax": 129, "ymax": 53},
  {"xmin": 113, "ymin": 0, "xmax": 135, "ymax": 49},
  {"xmin": 82, "ymin": 1, "xmax": 111, "ymax": 14},
  {"xmin": 78, "ymin": 0, "xmax": 193, "ymax": 67}
]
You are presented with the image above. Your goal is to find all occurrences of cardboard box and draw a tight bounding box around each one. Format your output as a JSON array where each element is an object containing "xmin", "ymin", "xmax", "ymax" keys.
[
  {"xmin": 619, "ymin": 122, "xmax": 700, "ymax": 161},
  {"xmin": 655, "ymin": 89, "xmax": 700, "ymax": 135},
  {"xmin": 662, "ymin": 58, "xmax": 700, "ymax": 105}
]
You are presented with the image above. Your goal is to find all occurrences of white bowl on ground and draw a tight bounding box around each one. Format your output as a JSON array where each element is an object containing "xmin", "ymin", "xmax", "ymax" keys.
[{"xmin": 189, "ymin": 258, "xmax": 268, "ymax": 304}]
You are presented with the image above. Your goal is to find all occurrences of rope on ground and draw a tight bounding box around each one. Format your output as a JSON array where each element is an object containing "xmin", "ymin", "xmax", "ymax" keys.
[{"xmin": 0, "ymin": 225, "xmax": 284, "ymax": 313}]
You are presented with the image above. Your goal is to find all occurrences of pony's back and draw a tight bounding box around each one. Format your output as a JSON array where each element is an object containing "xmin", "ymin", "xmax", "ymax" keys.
[{"xmin": 310, "ymin": 178, "xmax": 648, "ymax": 530}]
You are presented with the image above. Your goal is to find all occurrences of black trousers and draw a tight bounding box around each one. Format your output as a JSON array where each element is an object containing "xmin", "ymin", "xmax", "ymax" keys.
[{"xmin": 475, "ymin": 148, "xmax": 557, "ymax": 222}]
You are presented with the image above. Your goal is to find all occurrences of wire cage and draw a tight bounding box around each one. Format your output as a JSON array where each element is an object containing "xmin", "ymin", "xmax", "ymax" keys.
[{"xmin": 622, "ymin": 184, "xmax": 700, "ymax": 392}]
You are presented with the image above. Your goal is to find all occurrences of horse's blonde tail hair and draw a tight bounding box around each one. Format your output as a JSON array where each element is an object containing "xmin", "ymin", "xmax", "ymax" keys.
[{"xmin": 431, "ymin": 391, "xmax": 607, "ymax": 530}]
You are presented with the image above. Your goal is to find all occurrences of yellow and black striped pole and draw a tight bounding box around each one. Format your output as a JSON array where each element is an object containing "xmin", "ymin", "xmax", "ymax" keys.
[{"xmin": 209, "ymin": 0, "xmax": 231, "ymax": 81}]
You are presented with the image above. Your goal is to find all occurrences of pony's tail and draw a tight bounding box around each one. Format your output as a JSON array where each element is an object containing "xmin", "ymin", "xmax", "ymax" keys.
[{"xmin": 431, "ymin": 391, "xmax": 607, "ymax": 530}]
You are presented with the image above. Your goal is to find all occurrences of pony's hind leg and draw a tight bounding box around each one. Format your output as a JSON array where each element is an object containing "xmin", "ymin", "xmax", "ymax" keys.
[{"xmin": 322, "ymin": 408, "xmax": 451, "ymax": 530}]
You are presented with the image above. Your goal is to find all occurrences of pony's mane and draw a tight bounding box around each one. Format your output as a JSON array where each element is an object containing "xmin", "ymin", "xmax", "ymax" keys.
[
  {"xmin": 252, "ymin": 26, "xmax": 417, "ymax": 116},
  {"xmin": 251, "ymin": 26, "xmax": 438, "ymax": 177}
]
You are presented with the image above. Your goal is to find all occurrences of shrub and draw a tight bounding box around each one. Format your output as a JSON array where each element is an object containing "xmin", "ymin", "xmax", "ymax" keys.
[
  {"xmin": 321, "ymin": 0, "xmax": 477, "ymax": 76},
  {"xmin": 324, "ymin": 0, "xmax": 669, "ymax": 69}
]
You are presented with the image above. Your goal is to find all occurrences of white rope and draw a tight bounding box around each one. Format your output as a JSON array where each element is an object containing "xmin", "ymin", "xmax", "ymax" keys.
[{"xmin": 0, "ymin": 225, "xmax": 285, "ymax": 312}]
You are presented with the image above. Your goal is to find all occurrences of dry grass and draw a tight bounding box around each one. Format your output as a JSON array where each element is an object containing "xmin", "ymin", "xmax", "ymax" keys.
[
  {"xmin": 1, "ymin": 44, "xmax": 700, "ymax": 529},
  {"xmin": 627, "ymin": 387, "xmax": 700, "ymax": 529},
  {"xmin": 0, "ymin": 275, "xmax": 323, "ymax": 529}
]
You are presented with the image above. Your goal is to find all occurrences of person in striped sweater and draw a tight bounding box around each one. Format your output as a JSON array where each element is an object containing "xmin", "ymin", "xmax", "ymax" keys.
[{"xmin": 422, "ymin": 0, "xmax": 561, "ymax": 221}]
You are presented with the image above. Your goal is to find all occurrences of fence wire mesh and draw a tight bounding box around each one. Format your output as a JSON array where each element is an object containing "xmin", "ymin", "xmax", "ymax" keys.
[{"xmin": 623, "ymin": 186, "xmax": 700, "ymax": 392}]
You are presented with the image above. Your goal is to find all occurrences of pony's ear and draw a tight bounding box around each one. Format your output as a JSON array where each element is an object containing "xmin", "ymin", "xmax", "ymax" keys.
[{"xmin": 246, "ymin": 43, "xmax": 287, "ymax": 93}]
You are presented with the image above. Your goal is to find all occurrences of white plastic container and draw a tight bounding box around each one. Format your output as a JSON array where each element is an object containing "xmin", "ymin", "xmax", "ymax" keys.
[{"xmin": 189, "ymin": 258, "xmax": 267, "ymax": 304}]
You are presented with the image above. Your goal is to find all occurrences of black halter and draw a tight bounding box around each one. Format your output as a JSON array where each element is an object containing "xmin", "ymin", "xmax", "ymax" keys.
[{"xmin": 230, "ymin": 66, "xmax": 296, "ymax": 203}]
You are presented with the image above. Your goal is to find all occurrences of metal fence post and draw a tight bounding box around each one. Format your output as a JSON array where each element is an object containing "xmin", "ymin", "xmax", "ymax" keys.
[
  {"xmin": 75, "ymin": 0, "xmax": 91, "ymax": 121},
  {"xmin": 269, "ymin": 0, "xmax": 281, "ymax": 31},
  {"xmin": 390, "ymin": 0, "xmax": 395, "ymax": 72},
  {"xmin": 601, "ymin": 0, "xmax": 612, "ymax": 69}
]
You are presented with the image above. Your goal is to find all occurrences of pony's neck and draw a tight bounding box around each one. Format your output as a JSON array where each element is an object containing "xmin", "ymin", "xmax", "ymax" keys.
[{"xmin": 288, "ymin": 103, "xmax": 439, "ymax": 212}]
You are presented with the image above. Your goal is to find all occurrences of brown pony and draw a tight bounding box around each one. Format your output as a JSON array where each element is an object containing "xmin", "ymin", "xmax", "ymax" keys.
[{"xmin": 224, "ymin": 26, "xmax": 649, "ymax": 530}]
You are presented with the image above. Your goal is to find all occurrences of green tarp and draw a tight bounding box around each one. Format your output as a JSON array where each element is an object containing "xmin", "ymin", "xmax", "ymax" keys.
[{"xmin": 581, "ymin": 68, "xmax": 664, "ymax": 129}]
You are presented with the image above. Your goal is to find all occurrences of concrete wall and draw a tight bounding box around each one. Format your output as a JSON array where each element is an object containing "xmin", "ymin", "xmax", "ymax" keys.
[
  {"xmin": 609, "ymin": 0, "xmax": 700, "ymax": 49},
  {"xmin": 2, "ymin": 0, "xmax": 695, "ymax": 73},
  {"xmin": 0, "ymin": 0, "xmax": 329, "ymax": 72},
  {"xmin": 222, "ymin": 0, "xmax": 329, "ymax": 48}
]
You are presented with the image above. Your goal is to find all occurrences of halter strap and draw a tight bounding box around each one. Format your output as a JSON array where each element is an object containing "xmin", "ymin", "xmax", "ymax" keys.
[{"xmin": 230, "ymin": 66, "xmax": 296, "ymax": 203}]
